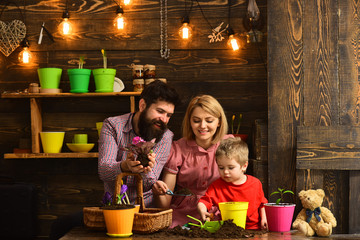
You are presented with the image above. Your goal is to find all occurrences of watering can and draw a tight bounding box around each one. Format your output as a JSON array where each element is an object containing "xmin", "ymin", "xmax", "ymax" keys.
[{"xmin": 186, "ymin": 215, "xmax": 223, "ymax": 233}]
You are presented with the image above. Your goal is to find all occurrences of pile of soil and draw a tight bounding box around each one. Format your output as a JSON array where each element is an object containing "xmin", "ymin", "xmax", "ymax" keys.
[{"xmin": 143, "ymin": 220, "xmax": 267, "ymax": 239}]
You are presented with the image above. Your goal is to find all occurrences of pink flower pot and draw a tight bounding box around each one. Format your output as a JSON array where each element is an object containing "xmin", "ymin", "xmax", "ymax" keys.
[{"xmin": 264, "ymin": 203, "xmax": 295, "ymax": 232}]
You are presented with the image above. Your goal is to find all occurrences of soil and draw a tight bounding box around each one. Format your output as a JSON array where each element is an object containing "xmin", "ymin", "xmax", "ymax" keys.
[
  {"xmin": 141, "ymin": 220, "xmax": 267, "ymax": 239},
  {"xmin": 174, "ymin": 188, "xmax": 193, "ymax": 195},
  {"xmin": 138, "ymin": 153, "xmax": 150, "ymax": 167}
]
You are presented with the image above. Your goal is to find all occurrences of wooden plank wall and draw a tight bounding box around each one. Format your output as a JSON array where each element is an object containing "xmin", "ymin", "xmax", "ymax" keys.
[
  {"xmin": 269, "ymin": 0, "xmax": 360, "ymax": 233},
  {"xmin": 0, "ymin": 0, "xmax": 267, "ymax": 238}
]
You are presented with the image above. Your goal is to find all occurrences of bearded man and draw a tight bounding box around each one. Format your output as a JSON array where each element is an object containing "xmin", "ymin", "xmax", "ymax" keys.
[{"xmin": 98, "ymin": 80, "xmax": 180, "ymax": 207}]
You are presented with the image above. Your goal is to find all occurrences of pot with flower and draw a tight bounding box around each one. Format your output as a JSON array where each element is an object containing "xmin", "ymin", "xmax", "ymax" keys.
[
  {"xmin": 264, "ymin": 188, "xmax": 295, "ymax": 232},
  {"xmin": 101, "ymin": 184, "xmax": 136, "ymax": 237},
  {"xmin": 93, "ymin": 49, "xmax": 116, "ymax": 92},
  {"xmin": 67, "ymin": 56, "xmax": 92, "ymax": 93},
  {"xmin": 122, "ymin": 136, "xmax": 156, "ymax": 167},
  {"xmin": 231, "ymin": 113, "xmax": 248, "ymax": 142}
]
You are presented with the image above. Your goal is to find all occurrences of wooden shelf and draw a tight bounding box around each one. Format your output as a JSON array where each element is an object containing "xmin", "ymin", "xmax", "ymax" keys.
[
  {"xmin": 1, "ymin": 92, "xmax": 141, "ymax": 98},
  {"xmin": 2, "ymin": 91, "xmax": 140, "ymax": 159},
  {"xmin": 4, "ymin": 152, "xmax": 99, "ymax": 159}
]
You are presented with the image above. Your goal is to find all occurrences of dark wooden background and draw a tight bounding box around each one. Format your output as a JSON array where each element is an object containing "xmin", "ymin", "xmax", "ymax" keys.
[
  {"xmin": 0, "ymin": 0, "xmax": 267, "ymax": 238},
  {"xmin": 269, "ymin": 0, "xmax": 360, "ymax": 234}
]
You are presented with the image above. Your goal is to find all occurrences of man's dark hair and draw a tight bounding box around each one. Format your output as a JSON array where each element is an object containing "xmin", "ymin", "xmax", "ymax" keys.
[{"xmin": 140, "ymin": 80, "xmax": 180, "ymax": 107}]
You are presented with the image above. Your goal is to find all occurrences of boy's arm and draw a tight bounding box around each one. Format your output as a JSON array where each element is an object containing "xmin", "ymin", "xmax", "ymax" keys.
[
  {"xmin": 197, "ymin": 202, "xmax": 210, "ymax": 221},
  {"xmin": 260, "ymin": 207, "xmax": 268, "ymax": 230}
]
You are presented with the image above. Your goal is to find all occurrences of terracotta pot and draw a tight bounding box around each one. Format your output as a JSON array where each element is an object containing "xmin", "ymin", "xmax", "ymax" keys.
[
  {"xmin": 103, "ymin": 206, "xmax": 135, "ymax": 237},
  {"xmin": 233, "ymin": 134, "xmax": 249, "ymax": 142}
]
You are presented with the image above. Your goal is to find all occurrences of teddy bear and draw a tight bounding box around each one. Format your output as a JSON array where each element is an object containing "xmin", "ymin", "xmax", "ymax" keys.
[{"xmin": 292, "ymin": 189, "xmax": 337, "ymax": 237}]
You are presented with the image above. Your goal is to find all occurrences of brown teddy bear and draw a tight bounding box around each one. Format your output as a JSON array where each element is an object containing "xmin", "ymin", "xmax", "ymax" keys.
[{"xmin": 292, "ymin": 189, "xmax": 337, "ymax": 237}]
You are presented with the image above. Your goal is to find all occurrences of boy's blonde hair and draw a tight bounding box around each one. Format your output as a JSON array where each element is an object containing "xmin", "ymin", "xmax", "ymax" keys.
[{"xmin": 216, "ymin": 137, "xmax": 249, "ymax": 165}]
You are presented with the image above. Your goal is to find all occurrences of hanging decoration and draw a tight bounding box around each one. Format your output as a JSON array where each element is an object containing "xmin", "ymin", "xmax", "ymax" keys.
[
  {"xmin": 208, "ymin": 22, "xmax": 228, "ymax": 43},
  {"xmin": 226, "ymin": 0, "xmax": 240, "ymax": 51},
  {"xmin": 0, "ymin": 2, "xmax": 26, "ymax": 57},
  {"xmin": 243, "ymin": 0, "xmax": 264, "ymax": 43},
  {"xmin": 160, "ymin": 0, "xmax": 170, "ymax": 59}
]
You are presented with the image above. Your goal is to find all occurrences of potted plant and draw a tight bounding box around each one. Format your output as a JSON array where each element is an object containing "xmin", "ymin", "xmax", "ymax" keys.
[
  {"xmin": 67, "ymin": 56, "xmax": 92, "ymax": 93},
  {"xmin": 101, "ymin": 184, "xmax": 136, "ymax": 237},
  {"xmin": 264, "ymin": 188, "xmax": 295, "ymax": 232},
  {"xmin": 92, "ymin": 49, "xmax": 116, "ymax": 92},
  {"xmin": 231, "ymin": 113, "xmax": 248, "ymax": 142}
]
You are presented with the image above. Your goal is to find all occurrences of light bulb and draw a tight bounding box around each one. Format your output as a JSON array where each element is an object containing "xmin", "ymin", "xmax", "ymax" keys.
[
  {"xmin": 19, "ymin": 47, "xmax": 32, "ymax": 64},
  {"xmin": 59, "ymin": 18, "xmax": 72, "ymax": 35},
  {"xmin": 123, "ymin": 0, "xmax": 130, "ymax": 5},
  {"xmin": 179, "ymin": 22, "xmax": 192, "ymax": 39},
  {"xmin": 114, "ymin": 13, "xmax": 125, "ymax": 30},
  {"xmin": 59, "ymin": 10, "xmax": 72, "ymax": 35},
  {"xmin": 228, "ymin": 34, "xmax": 240, "ymax": 51},
  {"xmin": 114, "ymin": 6, "xmax": 125, "ymax": 30}
]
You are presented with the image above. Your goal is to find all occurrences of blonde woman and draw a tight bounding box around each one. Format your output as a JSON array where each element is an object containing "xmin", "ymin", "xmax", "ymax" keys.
[{"xmin": 152, "ymin": 95, "xmax": 233, "ymax": 227}]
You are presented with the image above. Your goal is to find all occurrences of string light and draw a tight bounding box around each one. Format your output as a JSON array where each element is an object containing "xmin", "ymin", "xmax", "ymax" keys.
[
  {"xmin": 18, "ymin": 38, "xmax": 32, "ymax": 64},
  {"xmin": 227, "ymin": 27, "xmax": 240, "ymax": 51},
  {"xmin": 59, "ymin": 0, "xmax": 72, "ymax": 35},
  {"xmin": 114, "ymin": 6, "xmax": 125, "ymax": 30},
  {"xmin": 123, "ymin": 0, "xmax": 131, "ymax": 5},
  {"xmin": 179, "ymin": 15, "xmax": 192, "ymax": 39}
]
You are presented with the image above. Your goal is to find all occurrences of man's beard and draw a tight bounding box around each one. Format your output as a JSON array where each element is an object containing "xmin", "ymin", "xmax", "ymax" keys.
[{"xmin": 138, "ymin": 109, "xmax": 167, "ymax": 142}]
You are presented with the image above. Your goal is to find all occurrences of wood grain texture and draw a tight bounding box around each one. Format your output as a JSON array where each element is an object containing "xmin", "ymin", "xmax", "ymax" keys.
[{"xmin": 268, "ymin": 0, "xmax": 302, "ymax": 199}]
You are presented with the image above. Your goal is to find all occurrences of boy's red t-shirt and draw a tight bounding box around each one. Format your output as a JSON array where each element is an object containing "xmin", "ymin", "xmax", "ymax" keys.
[{"xmin": 199, "ymin": 175, "xmax": 268, "ymax": 229}]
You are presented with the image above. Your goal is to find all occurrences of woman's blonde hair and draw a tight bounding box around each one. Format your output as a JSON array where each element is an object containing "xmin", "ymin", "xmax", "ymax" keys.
[
  {"xmin": 182, "ymin": 95, "xmax": 228, "ymax": 144},
  {"xmin": 216, "ymin": 137, "xmax": 249, "ymax": 165}
]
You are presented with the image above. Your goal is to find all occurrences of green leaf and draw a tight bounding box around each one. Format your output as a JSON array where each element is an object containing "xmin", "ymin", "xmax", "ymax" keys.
[
  {"xmin": 276, "ymin": 198, "xmax": 281, "ymax": 204},
  {"xmin": 270, "ymin": 191, "xmax": 279, "ymax": 196},
  {"xmin": 283, "ymin": 190, "xmax": 294, "ymax": 195}
]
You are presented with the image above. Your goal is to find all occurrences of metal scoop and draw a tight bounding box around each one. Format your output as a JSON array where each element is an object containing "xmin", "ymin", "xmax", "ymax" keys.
[
  {"xmin": 186, "ymin": 215, "xmax": 223, "ymax": 233},
  {"xmin": 165, "ymin": 189, "xmax": 192, "ymax": 196}
]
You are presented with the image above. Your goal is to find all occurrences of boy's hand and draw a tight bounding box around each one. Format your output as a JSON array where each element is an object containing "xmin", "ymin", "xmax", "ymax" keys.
[{"xmin": 197, "ymin": 202, "xmax": 210, "ymax": 221}]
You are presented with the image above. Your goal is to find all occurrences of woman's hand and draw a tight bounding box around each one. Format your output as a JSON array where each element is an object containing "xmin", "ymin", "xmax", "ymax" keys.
[{"xmin": 152, "ymin": 180, "xmax": 169, "ymax": 195}]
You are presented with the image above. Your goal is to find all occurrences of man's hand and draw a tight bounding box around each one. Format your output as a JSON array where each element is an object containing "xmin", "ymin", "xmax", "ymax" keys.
[{"xmin": 121, "ymin": 152, "xmax": 156, "ymax": 173}]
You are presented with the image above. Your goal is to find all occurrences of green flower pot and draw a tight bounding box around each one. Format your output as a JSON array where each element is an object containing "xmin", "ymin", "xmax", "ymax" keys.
[
  {"xmin": 92, "ymin": 68, "xmax": 116, "ymax": 93},
  {"xmin": 68, "ymin": 69, "xmax": 92, "ymax": 93},
  {"xmin": 37, "ymin": 68, "xmax": 62, "ymax": 89}
]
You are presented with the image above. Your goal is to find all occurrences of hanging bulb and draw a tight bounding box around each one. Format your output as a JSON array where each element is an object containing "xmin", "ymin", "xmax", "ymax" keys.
[
  {"xmin": 247, "ymin": 0, "xmax": 260, "ymax": 21},
  {"xmin": 59, "ymin": 10, "xmax": 72, "ymax": 35},
  {"xmin": 227, "ymin": 27, "xmax": 240, "ymax": 51},
  {"xmin": 179, "ymin": 15, "xmax": 192, "ymax": 40},
  {"xmin": 123, "ymin": 0, "xmax": 131, "ymax": 5},
  {"xmin": 19, "ymin": 39, "xmax": 32, "ymax": 64},
  {"xmin": 114, "ymin": 6, "xmax": 125, "ymax": 30}
]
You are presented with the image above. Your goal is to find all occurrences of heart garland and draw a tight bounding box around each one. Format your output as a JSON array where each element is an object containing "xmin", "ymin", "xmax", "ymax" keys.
[{"xmin": 0, "ymin": 19, "xmax": 26, "ymax": 57}]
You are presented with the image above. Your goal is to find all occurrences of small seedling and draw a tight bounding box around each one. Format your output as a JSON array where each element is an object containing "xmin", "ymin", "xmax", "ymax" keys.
[{"xmin": 270, "ymin": 187, "xmax": 294, "ymax": 204}]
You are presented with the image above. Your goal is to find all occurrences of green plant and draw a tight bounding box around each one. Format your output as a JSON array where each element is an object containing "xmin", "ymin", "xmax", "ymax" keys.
[
  {"xmin": 78, "ymin": 56, "xmax": 85, "ymax": 69},
  {"xmin": 101, "ymin": 49, "xmax": 107, "ymax": 69},
  {"xmin": 270, "ymin": 188, "xmax": 294, "ymax": 204},
  {"xmin": 231, "ymin": 113, "xmax": 243, "ymax": 134}
]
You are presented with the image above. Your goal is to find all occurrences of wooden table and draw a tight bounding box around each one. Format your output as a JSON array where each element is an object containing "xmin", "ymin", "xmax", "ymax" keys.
[{"xmin": 60, "ymin": 227, "xmax": 360, "ymax": 240}]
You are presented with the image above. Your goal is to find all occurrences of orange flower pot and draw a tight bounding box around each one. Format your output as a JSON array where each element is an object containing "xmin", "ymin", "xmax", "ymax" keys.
[{"xmin": 103, "ymin": 207, "xmax": 135, "ymax": 237}]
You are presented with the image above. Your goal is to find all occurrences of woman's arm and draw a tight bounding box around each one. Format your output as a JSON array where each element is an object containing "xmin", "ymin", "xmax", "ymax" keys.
[{"xmin": 152, "ymin": 171, "xmax": 177, "ymax": 208}]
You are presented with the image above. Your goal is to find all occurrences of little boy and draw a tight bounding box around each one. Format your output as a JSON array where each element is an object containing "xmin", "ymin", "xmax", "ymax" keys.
[{"xmin": 197, "ymin": 137, "xmax": 268, "ymax": 230}]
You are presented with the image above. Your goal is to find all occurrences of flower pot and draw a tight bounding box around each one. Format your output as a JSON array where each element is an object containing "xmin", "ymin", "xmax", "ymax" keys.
[
  {"xmin": 40, "ymin": 132, "xmax": 65, "ymax": 153},
  {"xmin": 219, "ymin": 202, "xmax": 249, "ymax": 229},
  {"xmin": 68, "ymin": 69, "xmax": 92, "ymax": 93},
  {"xmin": 103, "ymin": 206, "xmax": 135, "ymax": 237},
  {"xmin": 37, "ymin": 68, "xmax": 62, "ymax": 89},
  {"xmin": 233, "ymin": 134, "xmax": 249, "ymax": 142},
  {"xmin": 92, "ymin": 68, "xmax": 116, "ymax": 93},
  {"xmin": 264, "ymin": 203, "xmax": 295, "ymax": 232}
]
